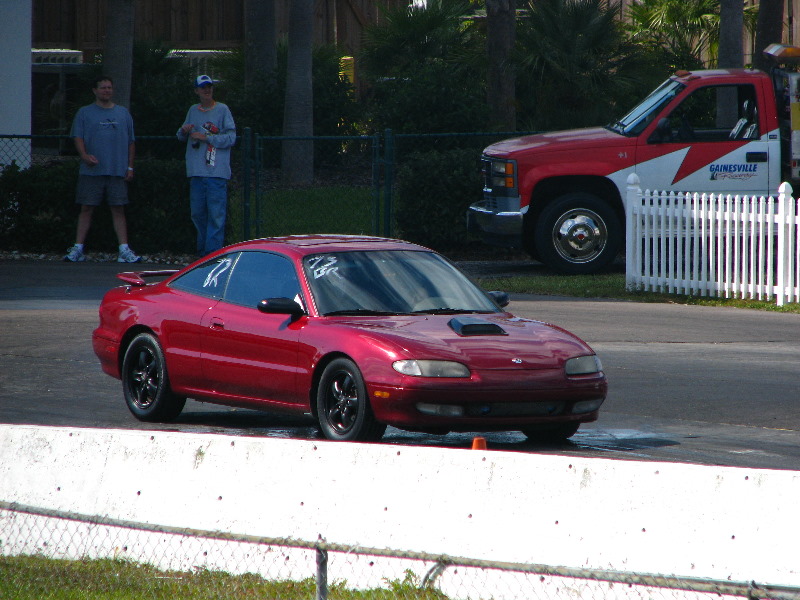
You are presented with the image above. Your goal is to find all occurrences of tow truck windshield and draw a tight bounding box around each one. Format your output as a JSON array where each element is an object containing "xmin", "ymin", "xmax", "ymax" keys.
[{"xmin": 606, "ymin": 79, "xmax": 685, "ymax": 137}]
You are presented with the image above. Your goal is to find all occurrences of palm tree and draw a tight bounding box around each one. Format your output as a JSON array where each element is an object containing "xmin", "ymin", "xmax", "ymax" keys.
[
  {"xmin": 360, "ymin": 0, "xmax": 477, "ymax": 80},
  {"xmin": 626, "ymin": 0, "xmax": 759, "ymax": 70},
  {"xmin": 486, "ymin": 0, "xmax": 517, "ymax": 131},
  {"xmin": 103, "ymin": 0, "xmax": 135, "ymax": 108},
  {"xmin": 718, "ymin": 0, "xmax": 744, "ymax": 69},
  {"xmin": 282, "ymin": 0, "xmax": 314, "ymax": 185},
  {"xmin": 627, "ymin": 0, "xmax": 720, "ymax": 70},
  {"xmin": 244, "ymin": 0, "xmax": 277, "ymax": 89},
  {"xmin": 515, "ymin": 0, "xmax": 652, "ymax": 131},
  {"xmin": 359, "ymin": 0, "xmax": 488, "ymax": 133},
  {"xmin": 752, "ymin": 0, "xmax": 784, "ymax": 72}
]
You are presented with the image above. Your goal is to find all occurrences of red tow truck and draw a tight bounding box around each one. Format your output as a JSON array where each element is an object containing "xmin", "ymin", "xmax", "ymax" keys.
[{"xmin": 467, "ymin": 44, "xmax": 800, "ymax": 274}]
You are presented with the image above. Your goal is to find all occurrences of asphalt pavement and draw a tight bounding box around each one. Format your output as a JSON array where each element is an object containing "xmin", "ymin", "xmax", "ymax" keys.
[{"xmin": 1, "ymin": 257, "xmax": 800, "ymax": 469}]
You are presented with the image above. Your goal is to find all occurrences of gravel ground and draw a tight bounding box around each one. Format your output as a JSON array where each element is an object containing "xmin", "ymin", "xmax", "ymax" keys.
[
  {"xmin": 0, "ymin": 250, "xmax": 197, "ymax": 266},
  {"xmin": 0, "ymin": 246, "xmax": 537, "ymax": 278}
]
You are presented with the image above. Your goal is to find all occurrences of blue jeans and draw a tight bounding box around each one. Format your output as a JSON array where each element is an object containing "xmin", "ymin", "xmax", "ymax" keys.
[{"xmin": 190, "ymin": 177, "xmax": 228, "ymax": 256}]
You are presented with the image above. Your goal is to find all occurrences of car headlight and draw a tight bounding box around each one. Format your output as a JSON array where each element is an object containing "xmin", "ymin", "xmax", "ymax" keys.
[
  {"xmin": 393, "ymin": 360, "xmax": 471, "ymax": 378},
  {"xmin": 565, "ymin": 355, "xmax": 603, "ymax": 375}
]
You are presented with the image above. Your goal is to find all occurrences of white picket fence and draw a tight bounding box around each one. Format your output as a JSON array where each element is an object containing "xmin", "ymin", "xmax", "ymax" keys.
[{"xmin": 625, "ymin": 173, "xmax": 800, "ymax": 306}]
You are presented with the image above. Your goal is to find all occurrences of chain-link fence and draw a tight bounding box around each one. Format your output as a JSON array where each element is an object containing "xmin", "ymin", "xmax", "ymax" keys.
[
  {"xmin": 244, "ymin": 131, "xmax": 384, "ymax": 241},
  {"xmin": 0, "ymin": 131, "xmax": 388, "ymax": 254},
  {"xmin": 2, "ymin": 500, "xmax": 798, "ymax": 600},
  {"xmin": 0, "ymin": 129, "xmax": 529, "ymax": 255}
]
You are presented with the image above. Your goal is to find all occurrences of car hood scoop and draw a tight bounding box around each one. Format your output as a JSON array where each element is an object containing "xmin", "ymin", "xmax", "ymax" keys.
[{"xmin": 448, "ymin": 316, "xmax": 508, "ymax": 337}]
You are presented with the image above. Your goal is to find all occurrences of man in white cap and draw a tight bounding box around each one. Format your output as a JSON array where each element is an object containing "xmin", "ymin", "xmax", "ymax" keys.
[{"xmin": 176, "ymin": 74, "xmax": 237, "ymax": 256}]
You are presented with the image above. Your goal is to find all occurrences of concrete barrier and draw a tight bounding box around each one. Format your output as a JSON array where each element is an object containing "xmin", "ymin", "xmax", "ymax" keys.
[{"xmin": 1, "ymin": 424, "xmax": 798, "ymax": 586}]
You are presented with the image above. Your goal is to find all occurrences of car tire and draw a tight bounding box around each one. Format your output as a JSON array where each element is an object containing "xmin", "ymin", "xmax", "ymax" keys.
[
  {"xmin": 521, "ymin": 422, "xmax": 580, "ymax": 443},
  {"xmin": 122, "ymin": 332, "xmax": 186, "ymax": 422},
  {"xmin": 316, "ymin": 358, "xmax": 386, "ymax": 442},
  {"xmin": 534, "ymin": 192, "xmax": 621, "ymax": 274}
]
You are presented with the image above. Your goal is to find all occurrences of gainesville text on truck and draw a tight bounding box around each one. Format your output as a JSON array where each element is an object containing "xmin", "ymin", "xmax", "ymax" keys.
[{"xmin": 467, "ymin": 44, "xmax": 800, "ymax": 274}]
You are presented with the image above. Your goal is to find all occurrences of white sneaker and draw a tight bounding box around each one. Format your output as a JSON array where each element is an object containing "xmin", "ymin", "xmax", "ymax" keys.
[
  {"xmin": 117, "ymin": 247, "xmax": 142, "ymax": 263},
  {"xmin": 64, "ymin": 245, "xmax": 86, "ymax": 262}
]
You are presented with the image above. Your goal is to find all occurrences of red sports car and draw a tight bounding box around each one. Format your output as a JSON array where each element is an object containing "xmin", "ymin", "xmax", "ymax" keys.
[{"xmin": 93, "ymin": 235, "xmax": 607, "ymax": 442}]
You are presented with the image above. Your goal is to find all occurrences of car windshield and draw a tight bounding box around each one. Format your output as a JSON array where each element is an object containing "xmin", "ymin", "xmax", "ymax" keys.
[
  {"xmin": 606, "ymin": 78, "xmax": 685, "ymax": 136},
  {"xmin": 303, "ymin": 250, "xmax": 501, "ymax": 316}
]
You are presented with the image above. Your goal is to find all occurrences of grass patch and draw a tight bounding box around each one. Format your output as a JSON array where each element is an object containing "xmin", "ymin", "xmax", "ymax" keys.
[
  {"xmin": 478, "ymin": 272, "xmax": 800, "ymax": 314},
  {"xmin": 228, "ymin": 185, "xmax": 378, "ymax": 241},
  {"xmin": 0, "ymin": 556, "xmax": 449, "ymax": 600}
]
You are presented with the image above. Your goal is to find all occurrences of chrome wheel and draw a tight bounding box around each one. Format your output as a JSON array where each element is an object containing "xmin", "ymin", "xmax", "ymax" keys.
[
  {"xmin": 551, "ymin": 208, "xmax": 607, "ymax": 264},
  {"xmin": 534, "ymin": 192, "xmax": 622, "ymax": 274}
]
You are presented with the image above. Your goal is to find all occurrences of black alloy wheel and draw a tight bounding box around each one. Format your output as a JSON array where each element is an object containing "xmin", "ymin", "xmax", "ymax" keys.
[
  {"xmin": 316, "ymin": 358, "xmax": 386, "ymax": 442},
  {"xmin": 122, "ymin": 333, "xmax": 186, "ymax": 422}
]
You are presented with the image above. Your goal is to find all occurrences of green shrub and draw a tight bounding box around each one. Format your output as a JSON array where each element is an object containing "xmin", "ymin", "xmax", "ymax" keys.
[
  {"xmin": 394, "ymin": 148, "xmax": 483, "ymax": 251},
  {"xmin": 0, "ymin": 160, "xmax": 78, "ymax": 252},
  {"xmin": 364, "ymin": 61, "xmax": 488, "ymax": 136},
  {"xmin": 0, "ymin": 158, "xmax": 195, "ymax": 254},
  {"xmin": 125, "ymin": 158, "xmax": 196, "ymax": 254}
]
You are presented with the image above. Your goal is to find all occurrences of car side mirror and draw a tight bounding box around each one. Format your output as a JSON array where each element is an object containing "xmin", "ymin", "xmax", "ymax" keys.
[
  {"xmin": 258, "ymin": 297, "xmax": 305, "ymax": 317},
  {"xmin": 487, "ymin": 290, "xmax": 510, "ymax": 308}
]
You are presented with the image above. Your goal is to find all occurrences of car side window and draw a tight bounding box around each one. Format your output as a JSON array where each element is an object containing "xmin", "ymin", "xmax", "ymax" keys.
[
  {"xmin": 169, "ymin": 254, "xmax": 236, "ymax": 299},
  {"xmin": 223, "ymin": 251, "xmax": 302, "ymax": 309},
  {"xmin": 650, "ymin": 84, "xmax": 759, "ymax": 144}
]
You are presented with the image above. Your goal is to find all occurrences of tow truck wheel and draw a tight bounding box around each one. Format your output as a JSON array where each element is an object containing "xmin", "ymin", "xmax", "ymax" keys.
[{"xmin": 534, "ymin": 192, "xmax": 621, "ymax": 274}]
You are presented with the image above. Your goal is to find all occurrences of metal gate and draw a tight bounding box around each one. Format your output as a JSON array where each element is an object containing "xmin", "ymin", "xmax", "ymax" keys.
[{"xmin": 239, "ymin": 128, "xmax": 391, "ymax": 241}]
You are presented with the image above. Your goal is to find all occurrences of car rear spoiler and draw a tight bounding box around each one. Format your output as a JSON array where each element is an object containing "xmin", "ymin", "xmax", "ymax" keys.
[{"xmin": 116, "ymin": 270, "xmax": 180, "ymax": 286}]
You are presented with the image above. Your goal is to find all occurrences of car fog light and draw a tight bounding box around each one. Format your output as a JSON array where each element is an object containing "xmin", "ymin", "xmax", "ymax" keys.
[
  {"xmin": 416, "ymin": 403, "xmax": 464, "ymax": 417},
  {"xmin": 572, "ymin": 399, "xmax": 604, "ymax": 414}
]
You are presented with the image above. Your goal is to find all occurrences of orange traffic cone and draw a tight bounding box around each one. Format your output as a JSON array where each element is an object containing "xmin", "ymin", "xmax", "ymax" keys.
[{"xmin": 471, "ymin": 436, "xmax": 487, "ymax": 450}]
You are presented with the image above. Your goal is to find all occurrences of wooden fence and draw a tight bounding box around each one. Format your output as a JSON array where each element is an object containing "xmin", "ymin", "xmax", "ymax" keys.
[{"xmin": 32, "ymin": 0, "xmax": 408, "ymax": 57}]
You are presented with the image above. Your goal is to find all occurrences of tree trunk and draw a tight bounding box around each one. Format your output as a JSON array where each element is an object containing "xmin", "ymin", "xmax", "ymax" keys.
[
  {"xmin": 103, "ymin": 0, "xmax": 135, "ymax": 108},
  {"xmin": 486, "ymin": 0, "xmax": 516, "ymax": 131},
  {"xmin": 752, "ymin": 0, "xmax": 785, "ymax": 72},
  {"xmin": 716, "ymin": 0, "xmax": 744, "ymax": 128},
  {"xmin": 282, "ymin": 0, "xmax": 314, "ymax": 185},
  {"xmin": 718, "ymin": 0, "xmax": 743, "ymax": 69},
  {"xmin": 244, "ymin": 0, "xmax": 277, "ymax": 88}
]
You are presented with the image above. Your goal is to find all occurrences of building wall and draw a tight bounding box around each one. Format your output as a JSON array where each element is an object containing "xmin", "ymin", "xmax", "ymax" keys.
[{"xmin": 0, "ymin": 0, "xmax": 32, "ymax": 166}]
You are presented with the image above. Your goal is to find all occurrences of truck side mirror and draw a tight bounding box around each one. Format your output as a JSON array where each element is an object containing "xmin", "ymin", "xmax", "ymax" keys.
[{"xmin": 648, "ymin": 118, "xmax": 673, "ymax": 144}]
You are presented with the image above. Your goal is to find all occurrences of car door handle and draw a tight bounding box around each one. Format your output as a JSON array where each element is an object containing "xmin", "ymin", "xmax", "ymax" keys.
[
  {"xmin": 746, "ymin": 152, "xmax": 767, "ymax": 163},
  {"xmin": 210, "ymin": 317, "xmax": 225, "ymax": 329}
]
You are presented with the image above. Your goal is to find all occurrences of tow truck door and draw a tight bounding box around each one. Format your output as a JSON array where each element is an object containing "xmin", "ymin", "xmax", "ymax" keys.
[{"xmin": 635, "ymin": 82, "xmax": 777, "ymax": 195}]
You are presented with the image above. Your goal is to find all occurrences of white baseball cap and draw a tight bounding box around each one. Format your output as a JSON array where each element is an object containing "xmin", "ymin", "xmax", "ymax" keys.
[{"xmin": 195, "ymin": 74, "xmax": 214, "ymax": 87}]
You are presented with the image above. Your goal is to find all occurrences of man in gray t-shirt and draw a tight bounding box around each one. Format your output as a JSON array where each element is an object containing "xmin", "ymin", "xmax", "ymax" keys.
[{"xmin": 64, "ymin": 76, "xmax": 140, "ymax": 263}]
